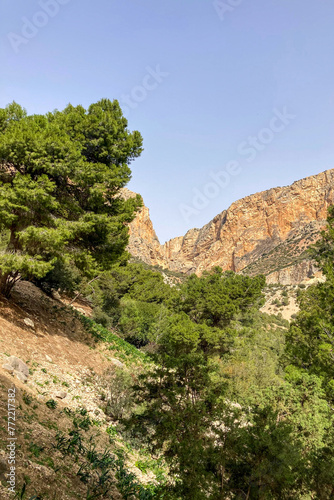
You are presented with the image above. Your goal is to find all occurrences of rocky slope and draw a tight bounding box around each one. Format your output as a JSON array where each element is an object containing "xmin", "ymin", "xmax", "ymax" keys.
[
  {"xmin": 0, "ymin": 282, "xmax": 160, "ymax": 499},
  {"xmin": 126, "ymin": 169, "xmax": 334, "ymax": 283}
]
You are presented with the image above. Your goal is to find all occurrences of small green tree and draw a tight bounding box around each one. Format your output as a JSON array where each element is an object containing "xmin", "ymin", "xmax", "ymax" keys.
[
  {"xmin": 0, "ymin": 100, "xmax": 143, "ymax": 296},
  {"xmin": 176, "ymin": 268, "xmax": 265, "ymax": 328},
  {"xmin": 118, "ymin": 299, "xmax": 164, "ymax": 347},
  {"xmin": 104, "ymin": 367, "xmax": 135, "ymax": 421}
]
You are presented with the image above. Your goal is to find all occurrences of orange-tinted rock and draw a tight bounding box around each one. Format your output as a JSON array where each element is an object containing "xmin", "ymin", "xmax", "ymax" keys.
[
  {"xmin": 121, "ymin": 188, "xmax": 164, "ymax": 266},
  {"xmin": 125, "ymin": 169, "xmax": 334, "ymax": 283}
]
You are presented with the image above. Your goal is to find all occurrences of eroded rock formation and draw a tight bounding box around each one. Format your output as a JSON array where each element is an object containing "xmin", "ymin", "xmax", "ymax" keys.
[{"xmin": 125, "ymin": 169, "xmax": 334, "ymax": 283}]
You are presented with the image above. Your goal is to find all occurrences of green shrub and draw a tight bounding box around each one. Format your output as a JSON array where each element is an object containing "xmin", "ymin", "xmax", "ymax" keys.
[
  {"xmin": 118, "ymin": 299, "xmax": 162, "ymax": 347},
  {"xmin": 46, "ymin": 399, "xmax": 57, "ymax": 410},
  {"xmin": 28, "ymin": 442, "xmax": 44, "ymax": 458},
  {"xmin": 92, "ymin": 307, "xmax": 111, "ymax": 328},
  {"xmin": 22, "ymin": 391, "xmax": 33, "ymax": 406},
  {"xmin": 104, "ymin": 368, "xmax": 135, "ymax": 421}
]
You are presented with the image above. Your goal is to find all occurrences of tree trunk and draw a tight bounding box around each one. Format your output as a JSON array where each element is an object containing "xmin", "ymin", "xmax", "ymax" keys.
[
  {"xmin": 7, "ymin": 228, "xmax": 21, "ymax": 252},
  {"xmin": 0, "ymin": 271, "xmax": 20, "ymax": 298}
]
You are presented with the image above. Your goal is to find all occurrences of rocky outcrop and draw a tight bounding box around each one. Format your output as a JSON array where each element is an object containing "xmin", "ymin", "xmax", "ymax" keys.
[
  {"xmin": 121, "ymin": 188, "xmax": 164, "ymax": 266},
  {"xmin": 2, "ymin": 356, "xmax": 30, "ymax": 383},
  {"xmin": 126, "ymin": 169, "xmax": 334, "ymax": 283},
  {"xmin": 266, "ymin": 261, "xmax": 320, "ymax": 286}
]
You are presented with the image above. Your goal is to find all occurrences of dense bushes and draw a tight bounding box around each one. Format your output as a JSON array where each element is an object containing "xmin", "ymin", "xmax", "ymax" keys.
[{"xmin": 86, "ymin": 264, "xmax": 266, "ymax": 353}]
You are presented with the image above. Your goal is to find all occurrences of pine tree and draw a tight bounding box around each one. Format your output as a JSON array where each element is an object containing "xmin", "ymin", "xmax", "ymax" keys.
[{"xmin": 0, "ymin": 99, "xmax": 143, "ymax": 297}]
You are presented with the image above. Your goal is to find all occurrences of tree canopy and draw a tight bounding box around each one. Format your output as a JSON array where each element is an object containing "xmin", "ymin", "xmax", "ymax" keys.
[{"xmin": 0, "ymin": 99, "xmax": 143, "ymax": 296}]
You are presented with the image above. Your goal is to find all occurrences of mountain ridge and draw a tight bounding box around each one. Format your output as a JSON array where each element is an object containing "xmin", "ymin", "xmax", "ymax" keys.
[{"xmin": 125, "ymin": 169, "xmax": 334, "ymax": 283}]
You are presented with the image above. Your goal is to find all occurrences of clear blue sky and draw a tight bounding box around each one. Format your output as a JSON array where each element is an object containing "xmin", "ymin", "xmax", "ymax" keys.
[{"xmin": 2, "ymin": 0, "xmax": 334, "ymax": 242}]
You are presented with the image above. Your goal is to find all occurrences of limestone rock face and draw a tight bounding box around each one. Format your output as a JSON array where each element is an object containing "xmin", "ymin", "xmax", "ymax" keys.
[
  {"xmin": 121, "ymin": 188, "xmax": 164, "ymax": 266},
  {"xmin": 125, "ymin": 169, "xmax": 334, "ymax": 284},
  {"xmin": 266, "ymin": 261, "xmax": 320, "ymax": 286}
]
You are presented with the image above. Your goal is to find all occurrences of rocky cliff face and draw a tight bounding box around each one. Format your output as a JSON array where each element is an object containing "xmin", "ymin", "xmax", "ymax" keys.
[
  {"xmin": 265, "ymin": 261, "xmax": 321, "ymax": 286},
  {"xmin": 126, "ymin": 169, "xmax": 334, "ymax": 283},
  {"xmin": 121, "ymin": 188, "xmax": 163, "ymax": 265}
]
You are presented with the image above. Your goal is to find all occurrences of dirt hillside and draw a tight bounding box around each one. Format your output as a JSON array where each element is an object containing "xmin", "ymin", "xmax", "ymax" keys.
[{"xmin": 0, "ymin": 282, "xmax": 154, "ymax": 499}]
